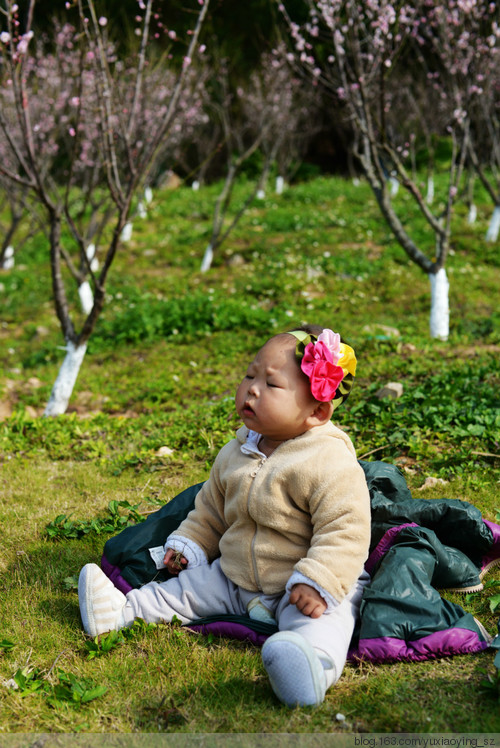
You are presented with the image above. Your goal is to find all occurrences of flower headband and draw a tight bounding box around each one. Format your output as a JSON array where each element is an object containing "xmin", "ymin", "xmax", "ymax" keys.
[{"xmin": 288, "ymin": 329, "xmax": 357, "ymax": 410}]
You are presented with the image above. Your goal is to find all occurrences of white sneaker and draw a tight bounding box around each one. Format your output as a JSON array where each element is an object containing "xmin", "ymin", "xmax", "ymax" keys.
[
  {"xmin": 78, "ymin": 563, "xmax": 127, "ymax": 637},
  {"xmin": 261, "ymin": 631, "xmax": 327, "ymax": 707}
]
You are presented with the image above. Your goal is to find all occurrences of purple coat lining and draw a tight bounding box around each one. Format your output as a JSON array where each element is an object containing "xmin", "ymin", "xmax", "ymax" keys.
[
  {"xmin": 174, "ymin": 622, "xmax": 492, "ymax": 662},
  {"xmin": 101, "ymin": 555, "xmax": 133, "ymax": 594},
  {"xmin": 349, "ymin": 627, "xmax": 490, "ymax": 663},
  {"xmin": 364, "ymin": 523, "xmax": 419, "ymax": 575},
  {"xmin": 186, "ymin": 621, "xmax": 270, "ymax": 647},
  {"xmin": 481, "ymin": 520, "xmax": 500, "ymax": 572}
]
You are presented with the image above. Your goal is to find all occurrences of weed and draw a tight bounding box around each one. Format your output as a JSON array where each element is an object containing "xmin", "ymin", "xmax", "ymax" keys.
[
  {"xmin": 84, "ymin": 619, "xmax": 158, "ymax": 660},
  {"xmin": 5, "ymin": 665, "xmax": 108, "ymax": 707},
  {"xmin": 45, "ymin": 500, "xmax": 145, "ymax": 541},
  {"xmin": 479, "ymin": 669, "xmax": 500, "ymax": 701}
]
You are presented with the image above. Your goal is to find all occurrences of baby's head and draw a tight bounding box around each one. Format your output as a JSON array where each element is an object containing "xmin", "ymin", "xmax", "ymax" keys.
[{"xmin": 235, "ymin": 325, "xmax": 356, "ymax": 448}]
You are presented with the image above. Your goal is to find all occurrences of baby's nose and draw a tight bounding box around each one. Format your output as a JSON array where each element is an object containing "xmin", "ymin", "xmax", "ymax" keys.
[{"xmin": 248, "ymin": 381, "xmax": 259, "ymax": 396}]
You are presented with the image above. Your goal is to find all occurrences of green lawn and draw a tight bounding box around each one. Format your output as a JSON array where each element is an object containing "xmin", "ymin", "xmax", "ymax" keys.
[{"xmin": 0, "ymin": 174, "xmax": 499, "ymax": 733}]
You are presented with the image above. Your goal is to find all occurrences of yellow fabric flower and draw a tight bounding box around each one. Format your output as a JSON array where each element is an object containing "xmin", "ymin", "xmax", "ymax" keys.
[{"xmin": 339, "ymin": 343, "xmax": 357, "ymax": 377}]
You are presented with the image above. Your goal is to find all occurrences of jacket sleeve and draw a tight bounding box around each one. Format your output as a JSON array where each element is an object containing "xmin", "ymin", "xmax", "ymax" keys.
[
  {"xmin": 171, "ymin": 456, "xmax": 229, "ymax": 562},
  {"xmin": 293, "ymin": 443, "xmax": 371, "ymax": 603}
]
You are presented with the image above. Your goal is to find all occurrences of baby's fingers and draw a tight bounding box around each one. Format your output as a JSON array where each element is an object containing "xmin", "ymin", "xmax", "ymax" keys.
[{"xmin": 163, "ymin": 549, "xmax": 187, "ymax": 574}]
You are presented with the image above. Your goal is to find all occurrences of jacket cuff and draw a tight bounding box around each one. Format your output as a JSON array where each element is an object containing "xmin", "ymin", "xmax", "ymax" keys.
[
  {"xmin": 286, "ymin": 571, "xmax": 339, "ymax": 614},
  {"xmin": 165, "ymin": 534, "xmax": 208, "ymax": 569}
]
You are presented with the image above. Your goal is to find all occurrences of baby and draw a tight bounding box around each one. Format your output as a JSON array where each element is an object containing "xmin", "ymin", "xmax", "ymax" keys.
[{"xmin": 78, "ymin": 325, "xmax": 371, "ymax": 707}]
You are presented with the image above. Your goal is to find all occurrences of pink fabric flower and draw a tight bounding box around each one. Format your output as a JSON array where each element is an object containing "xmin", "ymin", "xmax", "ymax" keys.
[
  {"xmin": 317, "ymin": 329, "xmax": 341, "ymax": 364},
  {"xmin": 300, "ymin": 339, "xmax": 344, "ymax": 401},
  {"xmin": 309, "ymin": 360, "xmax": 344, "ymax": 402},
  {"xmin": 301, "ymin": 341, "xmax": 333, "ymax": 376}
]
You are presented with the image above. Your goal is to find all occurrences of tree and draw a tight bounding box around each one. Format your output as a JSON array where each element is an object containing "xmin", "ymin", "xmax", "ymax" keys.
[
  {"xmin": 278, "ymin": 0, "xmax": 499, "ymax": 339},
  {"xmin": 241, "ymin": 42, "xmax": 322, "ymax": 196},
  {"xmin": 464, "ymin": 52, "xmax": 500, "ymax": 241},
  {"xmin": 0, "ymin": 173, "xmax": 42, "ymax": 270},
  {"xmin": 0, "ymin": 0, "xmax": 209, "ymax": 414},
  {"xmin": 199, "ymin": 43, "xmax": 321, "ymax": 272}
]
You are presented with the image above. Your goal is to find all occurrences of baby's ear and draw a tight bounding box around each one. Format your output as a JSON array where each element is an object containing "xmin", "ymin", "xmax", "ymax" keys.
[{"xmin": 308, "ymin": 401, "xmax": 334, "ymax": 426}]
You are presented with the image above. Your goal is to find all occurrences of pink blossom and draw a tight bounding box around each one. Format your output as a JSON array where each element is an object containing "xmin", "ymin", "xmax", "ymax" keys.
[
  {"xmin": 98, "ymin": 17, "xmax": 107, "ymax": 27},
  {"xmin": 17, "ymin": 38, "xmax": 30, "ymax": 55}
]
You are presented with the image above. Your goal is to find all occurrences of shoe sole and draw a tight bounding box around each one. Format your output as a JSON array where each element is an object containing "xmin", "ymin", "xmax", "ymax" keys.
[
  {"xmin": 261, "ymin": 631, "xmax": 326, "ymax": 707},
  {"xmin": 78, "ymin": 563, "xmax": 97, "ymax": 636}
]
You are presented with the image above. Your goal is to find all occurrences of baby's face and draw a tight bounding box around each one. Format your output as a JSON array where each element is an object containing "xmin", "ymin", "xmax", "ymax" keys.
[{"xmin": 235, "ymin": 335, "xmax": 318, "ymax": 446}]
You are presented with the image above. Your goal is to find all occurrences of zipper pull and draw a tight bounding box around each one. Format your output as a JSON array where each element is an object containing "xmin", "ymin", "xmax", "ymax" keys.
[{"xmin": 250, "ymin": 457, "xmax": 266, "ymax": 478}]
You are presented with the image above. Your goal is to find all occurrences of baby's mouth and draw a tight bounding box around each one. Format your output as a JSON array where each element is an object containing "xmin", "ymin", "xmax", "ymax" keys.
[{"xmin": 242, "ymin": 402, "xmax": 255, "ymax": 416}]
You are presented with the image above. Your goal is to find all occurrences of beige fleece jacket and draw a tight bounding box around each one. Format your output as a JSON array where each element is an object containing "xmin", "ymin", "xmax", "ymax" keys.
[{"xmin": 174, "ymin": 422, "xmax": 371, "ymax": 604}]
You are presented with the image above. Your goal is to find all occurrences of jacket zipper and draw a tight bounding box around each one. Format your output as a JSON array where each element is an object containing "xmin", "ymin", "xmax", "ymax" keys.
[{"xmin": 248, "ymin": 454, "xmax": 267, "ymax": 587}]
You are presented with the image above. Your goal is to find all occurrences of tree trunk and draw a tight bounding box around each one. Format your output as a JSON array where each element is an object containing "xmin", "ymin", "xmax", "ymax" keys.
[
  {"xmin": 468, "ymin": 204, "xmax": 477, "ymax": 224},
  {"xmin": 78, "ymin": 281, "xmax": 94, "ymax": 315},
  {"xmin": 486, "ymin": 206, "xmax": 500, "ymax": 242},
  {"xmin": 425, "ymin": 176, "xmax": 434, "ymax": 205},
  {"xmin": 200, "ymin": 243, "xmax": 214, "ymax": 273},
  {"xmin": 429, "ymin": 268, "xmax": 449, "ymax": 341},
  {"xmin": 1, "ymin": 246, "xmax": 14, "ymax": 269},
  {"xmin": 44, "ymin": 340, "xmax": 88, "ymax": 416}
]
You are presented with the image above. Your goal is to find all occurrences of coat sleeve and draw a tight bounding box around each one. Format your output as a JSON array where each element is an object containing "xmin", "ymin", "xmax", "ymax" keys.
[
  {"xmin": 172, "ymin": 453, "xmax": 229, "ymax": 561},
  {"xmin": 293, "ymin": 442, "xmax": 371, "ymax": 603}
]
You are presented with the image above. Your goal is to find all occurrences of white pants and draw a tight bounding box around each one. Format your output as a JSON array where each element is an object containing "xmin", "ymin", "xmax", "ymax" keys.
[{"xmin": 123, "ymin": 559, "xmax": 369, "ymax": 688}]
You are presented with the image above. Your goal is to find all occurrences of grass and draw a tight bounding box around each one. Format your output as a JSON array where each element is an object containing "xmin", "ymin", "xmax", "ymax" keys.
[{"xmin": 0, "ymin": 172, "xmax": 499, "ymax": 734}]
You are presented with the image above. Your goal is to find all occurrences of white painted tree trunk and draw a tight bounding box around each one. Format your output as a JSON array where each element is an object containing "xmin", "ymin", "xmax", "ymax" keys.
[
  {"xmin": 120, "ymin": 222, "xmax": 133, "ymax": 242},
  {"xmin": 2, "ymin": 245, "xmax": 14, "ymax": 269},
  {"xmin": 192, "ymin": 180, "xmax": 200, "ymax": 191},
  {"xmin": 44, "ymin": 340, "xmax": 88, "ymax": 416},
  {"xmin": 86, "ymin": 243, "xmax": 99, "ymax": 272},
  {"xmin": 137, "ymin": 201, "xmax": 147, "ymax": 218},
  {"xmin": 144, "ymin": 186, "xmax": 153, "ymax": 203},
  {"xmin": 78, "ymin": 281, "xmax": 94, "ymax": 315},
  {"xmin": 256, "ymin": 189, "xmax": 266, "ymax": 200},
  {"xmin": 200, "ymin": 243, "xmax": 213, "ymax": 273},
  {"xmin": 425, "ymin": 176, "xmax": 434, "ymax": 205},
  {"xmin": 390, "ymin": 176, "xmax": 399, "ymax": 196},
  {"xmin": 276, "ymin": 175, "xmax": 285, "ymax": 195},
  {"xmin": 486, "ymin": 205, "xmax": 500, "ymax": 242},
  {"xmin": 429, "ymin": 268, "xmax": 449, "ymax": 341},
  {"xmin": 467, "ymin": 204, "xmax": 477, "ymax": 224}
]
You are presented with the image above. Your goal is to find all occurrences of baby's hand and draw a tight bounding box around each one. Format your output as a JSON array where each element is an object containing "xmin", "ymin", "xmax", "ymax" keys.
[
  {"xmin": 164, "ymin": 548, "xmax": 188, "ymax": 575},
  {"xmin": 289, "ymin": 583, "xmax": 327, "ymax": 619}
]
